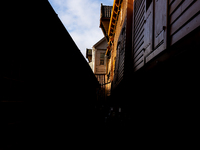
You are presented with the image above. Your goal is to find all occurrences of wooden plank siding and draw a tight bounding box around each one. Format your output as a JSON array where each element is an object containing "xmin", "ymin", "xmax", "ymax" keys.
[
  {"xmin": 144, "ymin": 1, "xmax": 153, "ymax": 60},
  {"xmin": 169, "ymin": 0, "xmax": 200, "ymax": 45},
  {"xmin": 113, "ymin": 23, "xmax": 126, "ymax": 88},
  {"xmin": 132, "ymin": 0, "xmax": 200, "ymax": 70},
  {"xmin": 111, "ymin": 0, "xmax": 133, "ymax": 90},
  {"xmin": 108, "ymin": 0, "xmax": 200, "ymax": 101},
  {"xmin": 132, "ymin": 0, "xmax": 145, "ymax": 71},
  {"xmin": 145, "ymin": 0, "xmax": 168, "ymax": 63}
]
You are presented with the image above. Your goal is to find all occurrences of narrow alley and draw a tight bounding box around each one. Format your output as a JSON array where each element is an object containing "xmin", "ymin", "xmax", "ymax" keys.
[{"xmin": 1, "ymin": 0, "xmax": 200, "ymax": 149}]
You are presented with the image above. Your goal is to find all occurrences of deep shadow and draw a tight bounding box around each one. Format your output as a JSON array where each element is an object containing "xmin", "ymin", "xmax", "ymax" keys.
[{"xmin": 1, "ymin": 1, "xmax": 101, "ymax": 149}]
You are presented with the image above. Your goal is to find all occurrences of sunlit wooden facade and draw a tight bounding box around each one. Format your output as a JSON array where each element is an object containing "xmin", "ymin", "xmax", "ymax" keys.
[
  {"xmin": 101, "ymin": 0, "xmax": 133, "ymax": 95},
  {"xmin": 99, "ymin": 0, "xmax": 200, "ymax": 135},
  {"xmin": 86, "ymin": 37, "xmax": 108, "ymax": 99}
]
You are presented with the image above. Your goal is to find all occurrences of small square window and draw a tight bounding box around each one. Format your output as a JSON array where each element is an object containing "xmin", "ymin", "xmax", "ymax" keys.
[
  {"xmin": 100, "ymin": 53, "xmax": 105, "ymax": 58},
  {"xmin": 100, "ymin": 60, "xmax": 104, "ymax": 65}
]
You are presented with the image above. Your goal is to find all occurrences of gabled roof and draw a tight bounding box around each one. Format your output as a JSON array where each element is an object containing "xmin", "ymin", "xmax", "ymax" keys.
[
  {"xmin": 93, "ymin": 37, "xmax": 107, "ymax": 49},
  {"xmin": 100, "ymin": 4, "xmax": 113, "ymax": 19}
]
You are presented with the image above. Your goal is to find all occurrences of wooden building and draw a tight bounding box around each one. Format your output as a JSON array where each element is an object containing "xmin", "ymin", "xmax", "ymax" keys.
[
  {"xmin": 99, "ymin": 4, "xmax": 113, "ymax": 98},
  {"xmin": 101, "ymin": 0, "xmax": 200, "ymax": 100},
  {"xmin": 101, "ymin": 0, "xmax": 133, "ymax": 100},
  {"xmin": 129, "ymin": 0, "xmax": 200, "ymax": 142},
  {"xmin": 99, "ymin": 0, "xmax": 200, "ymax": 141},
  {"xmin": 100, "ymin": 4, "xmax": 113, "ymax": 42},
  {"xmin": 86, "ymin": 37, "xmax": 108, "ymax": 99}
]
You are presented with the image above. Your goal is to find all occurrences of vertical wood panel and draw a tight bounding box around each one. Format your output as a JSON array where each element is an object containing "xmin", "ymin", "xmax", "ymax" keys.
[
  {"xmin": 154, "ymin": 0, "xmax": 167, "ymax": 49},
  {"xmin": 144, "ymin": 2, "xmax": 153, "ymax": 57},
  {"xmin": 169, "ymin": 0, "xmax": 200, "ymax": 45},
  {"xmin": 133, "ymin": 0, "xmax": 145, "ymax": 71},
  {"xmin": 146, "ymin": 0, "xmax": 167, "ymax": 63}
]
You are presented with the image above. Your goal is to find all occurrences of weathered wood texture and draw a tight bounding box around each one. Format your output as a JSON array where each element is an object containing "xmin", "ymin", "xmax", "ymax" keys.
[
  {"xmin": 146, "ymin": 0, "xmax": 167, "ymax": 63},
  {"xmin": 144, "ymin": 1, "xmax": 153, "ymax": 58},
  {"xmin": 113, "ymin": 24, "xmax": 126, "ymax": 87},
  {"xmin": 95, "ymin": 50, "xmax": 107, "ymax": 74},
  {"xmin": 132, "ymin": 0, "xmax": 200, "ymax": 70},
  {"xmin": 169, "ymin": 0, "xmax": 200, "ymax": 45},
  {"xmin": 132, "ymin": 0, "xmax": 145, "ymax": 71},
  {"xmin": 112, "ymin": 0, "xmax": 133, "ymax": 89}
]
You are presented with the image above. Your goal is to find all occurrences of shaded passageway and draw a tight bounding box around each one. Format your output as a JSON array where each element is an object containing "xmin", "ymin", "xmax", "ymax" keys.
[{"xmin": 1, "ymin": 1, "xmax": 200, "ymax": 149}]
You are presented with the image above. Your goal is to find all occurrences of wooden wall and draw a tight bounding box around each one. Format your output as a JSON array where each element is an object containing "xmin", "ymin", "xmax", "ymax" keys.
[
  {"xmin": 169, "ymin": 0, "xmax": 200, "ymax": 45},
  {"xmin": 132, "ymin": 0, "xmax": 145, "ymax": 71},
  {"xmin": 112, "ymin": 0, "xmax": 133, "ymax": 89},
  {"xmin": 95, "ymin": 50, "xmax": 107, "ymax": 74},
  {"xmin": 132, "ymin": 0, "xmax": 200, "ymax": 71}
]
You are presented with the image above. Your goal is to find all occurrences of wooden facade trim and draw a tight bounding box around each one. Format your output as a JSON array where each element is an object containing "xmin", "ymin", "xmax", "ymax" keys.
[{"xmin": 108, "ymin": 0, "xmax": 123, "ymax": 38}]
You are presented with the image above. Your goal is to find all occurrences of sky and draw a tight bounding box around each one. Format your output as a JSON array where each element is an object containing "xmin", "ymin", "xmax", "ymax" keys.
[{"xmin": 48, "ymin": 0, "xmax": 113, "ymax": 59}]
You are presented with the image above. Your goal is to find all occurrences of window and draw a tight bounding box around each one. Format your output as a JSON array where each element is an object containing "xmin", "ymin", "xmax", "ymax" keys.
[{"xmin": 100, "ymin": 53, "xmax": 105, "ymax": 65}]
